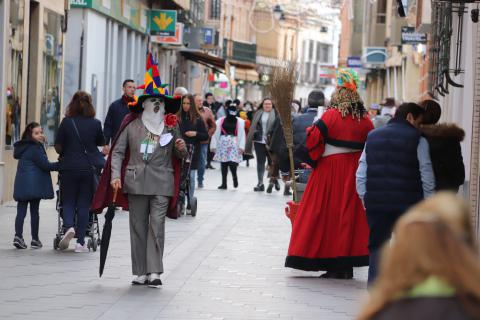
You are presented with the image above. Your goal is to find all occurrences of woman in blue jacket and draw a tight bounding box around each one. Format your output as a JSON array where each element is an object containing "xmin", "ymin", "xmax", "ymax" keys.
[{"xmin": 13, "ymin": 122, "xmax": 59, "ymax": 249}]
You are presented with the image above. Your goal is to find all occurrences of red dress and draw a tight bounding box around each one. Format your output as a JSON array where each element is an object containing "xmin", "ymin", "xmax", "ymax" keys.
[{"xmin": 285, "ymin": 109, "xmax": 374, "ymax": 271}]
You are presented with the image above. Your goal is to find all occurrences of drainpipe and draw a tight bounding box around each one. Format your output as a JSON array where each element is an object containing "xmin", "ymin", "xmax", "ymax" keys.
[{"xmin": 393, "ymin": 66, "xmax": 398, "ymax": 101}]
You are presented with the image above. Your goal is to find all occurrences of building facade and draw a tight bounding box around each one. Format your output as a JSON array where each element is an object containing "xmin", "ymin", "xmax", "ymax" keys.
[{"xmin": 0, "ymin": 0, "xmax": 67, "ymax": 202}]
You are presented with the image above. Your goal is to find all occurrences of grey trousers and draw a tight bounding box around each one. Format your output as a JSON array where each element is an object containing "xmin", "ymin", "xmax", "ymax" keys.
[{"xmin": 128, "ymin": 194, "xmax": 169, "ymax": 275}]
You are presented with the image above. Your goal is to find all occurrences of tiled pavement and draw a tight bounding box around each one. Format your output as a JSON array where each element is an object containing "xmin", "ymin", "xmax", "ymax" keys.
[{"xmin": 0, "ymin": 163, "xmax": 368, "ymax": 320}]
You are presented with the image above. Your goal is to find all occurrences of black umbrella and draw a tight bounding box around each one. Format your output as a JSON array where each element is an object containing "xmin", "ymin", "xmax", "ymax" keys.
[{"xmin": 99, "ymin": 189, "xmax": 118, "ymax": 277}]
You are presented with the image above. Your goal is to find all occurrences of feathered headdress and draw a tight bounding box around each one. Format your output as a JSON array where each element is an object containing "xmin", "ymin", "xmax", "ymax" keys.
[{"xmin": 329, "ymin": 68, "xmax": 366, "ymax": 120}]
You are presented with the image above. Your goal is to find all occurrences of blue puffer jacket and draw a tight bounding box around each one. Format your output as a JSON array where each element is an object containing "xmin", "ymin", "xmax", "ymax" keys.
[
  {"xmin": 13, "ymin": 140, "xmax": 59, "ymax": 201},
  {"xmin": 364, "ymin": 119, "xmax": 423, "ymax": 249}
]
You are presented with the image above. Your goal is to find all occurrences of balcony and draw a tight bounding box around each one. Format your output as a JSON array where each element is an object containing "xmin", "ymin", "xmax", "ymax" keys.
[{"xmin": 223, "ymin": 39, "xmax": 257, "ymax": 64}]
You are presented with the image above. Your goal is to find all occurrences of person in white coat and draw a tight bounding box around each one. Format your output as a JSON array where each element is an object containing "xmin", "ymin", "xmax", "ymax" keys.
[{"xmin": 210, "ymin": 103, "xmax": 246, "ymax": 189}]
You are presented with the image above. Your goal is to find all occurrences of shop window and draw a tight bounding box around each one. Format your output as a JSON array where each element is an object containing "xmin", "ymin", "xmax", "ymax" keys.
[
  {"xmin": 41, "ymin": 10, "xmax": 63, "ymax": 146},
  {"xmin": 5, "ymin": 0, "xmax": 24, "ymax": 146}
]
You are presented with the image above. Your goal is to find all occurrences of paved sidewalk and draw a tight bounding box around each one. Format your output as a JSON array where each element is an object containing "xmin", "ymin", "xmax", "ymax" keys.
[{"xmin": 0, "ymin": 163, "xmax": 368, "ymax": 320}]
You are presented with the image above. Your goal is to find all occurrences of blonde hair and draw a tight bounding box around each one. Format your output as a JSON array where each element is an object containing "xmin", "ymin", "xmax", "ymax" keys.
[{"xmin": 358, "ymin": 192, "xmax": 480, "ymax": 320}]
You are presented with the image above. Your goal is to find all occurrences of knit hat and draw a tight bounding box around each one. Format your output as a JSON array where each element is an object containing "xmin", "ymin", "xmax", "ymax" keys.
[
  {"xmin": 129, "ymin": 53, "xmax": 181, "ymax": 114},
  {"xmin": 329, "ymin": 68, "xmax": 365, "ymax": 119}
]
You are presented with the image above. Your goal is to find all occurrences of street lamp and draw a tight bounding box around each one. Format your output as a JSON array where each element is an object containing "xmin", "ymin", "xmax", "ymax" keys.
[{"xmin": 273, "ymin": 4, "xmax": 283, "ymax": 20}]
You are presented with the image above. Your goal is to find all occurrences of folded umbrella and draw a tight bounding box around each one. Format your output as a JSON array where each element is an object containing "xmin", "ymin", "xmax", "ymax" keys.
[{"xmin": 99, "ymin": 189, "xmax": 118, "ymax": 277}]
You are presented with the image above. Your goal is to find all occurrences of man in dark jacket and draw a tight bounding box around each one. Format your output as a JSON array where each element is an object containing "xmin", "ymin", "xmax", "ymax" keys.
[
  {"xmin": 356, "ymin": 103, "xmax": 435, "ymax": 285},
  {"xmin": 103, "ymin": 79, "xmax": 136, "ymax": 154},
  {"xmin": 279, "ymin": 90, "xmax": 325, "ymax": 173}
]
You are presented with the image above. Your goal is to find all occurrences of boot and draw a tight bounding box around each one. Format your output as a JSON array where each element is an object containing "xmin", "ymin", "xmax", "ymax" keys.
[
  {"xmin": 233, "ymin": 176, "xmax": 238, "ymax": 188},
  {"xmin": 266, "ymin": 183, "xmax": 274, "ymax": 194},
  {"xmin": 283, "ymin": 184, "xmax": 292, "ymax": 196},
  {"xmin": 274, "ymin": 179, "xmax": 280, "ymax": 191},
  {"xmin": 254, "ymin": 184, "xmax": 265, "ymax": 192}
]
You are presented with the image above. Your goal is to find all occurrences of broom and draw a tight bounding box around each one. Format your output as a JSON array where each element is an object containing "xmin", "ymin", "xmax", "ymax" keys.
[{"xmin": 268, "ymin": 61, "xmax": 299, "ymax": 202}]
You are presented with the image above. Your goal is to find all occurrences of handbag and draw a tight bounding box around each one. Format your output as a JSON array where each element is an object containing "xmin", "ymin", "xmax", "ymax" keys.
[{"xmin": 70, "ymin": 118, "xmax": 104, "ymax": 191}]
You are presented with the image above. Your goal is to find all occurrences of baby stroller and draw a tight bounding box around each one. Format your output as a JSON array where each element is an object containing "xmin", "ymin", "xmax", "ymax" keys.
[
  {"xmin": 53, "ymin": 182, "xmax": 101, "ymax": 251},
  {"xmin": 177, "ymin": 144, "xmax": 198, "ymax": 217}
]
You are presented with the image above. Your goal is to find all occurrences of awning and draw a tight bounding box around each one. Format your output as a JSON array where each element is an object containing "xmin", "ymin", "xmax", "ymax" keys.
[{"xmin": 180, "ymin": 50, "xmax": 258, "ymax": 80}]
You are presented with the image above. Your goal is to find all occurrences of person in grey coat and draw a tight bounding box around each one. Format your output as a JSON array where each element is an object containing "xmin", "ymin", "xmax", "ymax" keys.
[{"xmin": 110, "ymin": 86, "xmax": 187, "ymax": 287}]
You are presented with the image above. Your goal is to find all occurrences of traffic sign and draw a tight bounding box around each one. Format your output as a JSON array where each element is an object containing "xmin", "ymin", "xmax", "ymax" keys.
[{"xmin": 150, "ymin": 10, "xmax": 177, "ymax": 36}]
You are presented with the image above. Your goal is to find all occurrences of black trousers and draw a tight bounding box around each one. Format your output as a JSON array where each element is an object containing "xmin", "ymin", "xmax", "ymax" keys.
[{"xmin": 220, "ymin": 162, "xmax": 238, "ymax": 186}]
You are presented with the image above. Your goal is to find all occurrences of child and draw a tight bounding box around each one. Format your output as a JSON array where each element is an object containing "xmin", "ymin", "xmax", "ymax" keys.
[{"xmin": 13, "ymin": 122, "xmax": 58, "ymax": 249}]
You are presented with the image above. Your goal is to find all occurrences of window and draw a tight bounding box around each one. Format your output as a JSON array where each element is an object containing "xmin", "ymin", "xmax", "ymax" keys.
[
  {"xmin": 304, "ymin": 62, "xmax": 311, "ymax": 82},
  {"xmin": 41, "ymin": 10, "xmax": 63, "ymax": 146},
  {"xmin": 312, "ymin": 63, "xmax": 318, "ymax": 83},
  {"xmin": 308, "ymin": 40, "xmax": 314, "ymax": 60},
  {"xmin": 5, "ymin": 0, "xmax": 24, "ymax": 146},
  {"xmin": 102, "ymin": 0, "xmax": 111, "ymax": 9},
  {"xmin": 122, "ymin": 0, "xmax": 130, "ymax": 20},
  {"xmin": 316, "ymin": 43, "xmax": 331, "ymax": 63},
  {"xmin": 377, "ymin": 0, "xmax": 387, "ymax": 24},
  {"xmin": 209, "ymin": 0, "xmax": 221, "ymax": 20}
]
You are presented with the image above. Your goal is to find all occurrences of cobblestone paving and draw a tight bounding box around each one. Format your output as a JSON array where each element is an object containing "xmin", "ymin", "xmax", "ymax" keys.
[{"xmin": 0, "ymin": 163, "xmax": 368, "ymax": 319}]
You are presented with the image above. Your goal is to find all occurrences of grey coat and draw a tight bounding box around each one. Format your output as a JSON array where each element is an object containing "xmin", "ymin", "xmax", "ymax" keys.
[
  {"xmin": 111, "ymin": 118, "xmax": 187, "ymax": 196},
  {"xmin": 245, "ymin": 110, "xmax": 277, "ymax": 155}
]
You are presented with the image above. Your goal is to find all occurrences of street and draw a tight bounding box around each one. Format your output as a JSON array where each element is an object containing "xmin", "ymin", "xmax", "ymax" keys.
[{"xmin": 0, "ymin": 162, "xmax": 367, "ymax": 320}]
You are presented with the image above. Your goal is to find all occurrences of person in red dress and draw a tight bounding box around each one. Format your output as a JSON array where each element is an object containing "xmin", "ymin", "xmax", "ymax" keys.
[{"xmin": 285, "ymin": 69, "xmax": 374, "ymax": 279}]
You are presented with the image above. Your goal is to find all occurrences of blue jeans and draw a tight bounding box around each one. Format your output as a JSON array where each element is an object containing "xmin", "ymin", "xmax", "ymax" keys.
[
  {"xmin": 197, "ymin": 144, "xmax": 208, "ymax": 185},
  {"xmin": 368, "ymin": 248, "xmax": 381, "ymax": 287},
  {"xmin": 189, "ymin": 169, "xmax": 197, "ymax": 200},
  {"xmin": 60, "ymin": 171, "xmax": 93, "ymax": 246},
  {"xmin": 15, "ymin": 199, "xmax": 40, "ymax": 240}
]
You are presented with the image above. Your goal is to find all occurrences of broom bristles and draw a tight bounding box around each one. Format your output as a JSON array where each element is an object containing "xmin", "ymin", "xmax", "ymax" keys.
[{"xmin": 268, "ymin": 61, "xmax": 298, "ymax": 147}]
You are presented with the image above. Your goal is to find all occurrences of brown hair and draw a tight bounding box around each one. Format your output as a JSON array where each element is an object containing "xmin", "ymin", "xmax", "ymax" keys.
[
  {"xmin": 419, "ymin": 99, "xmax": 441, "ymax": 125},
  {"xmin": 65, "ymin": 91, "xmax": 96, "ymax": 118},
  {"xmin": 21, "ymin": 122, "xmax": 41, "ymax": 141},
  {"xmin": 358, "ymin": 193, "xmax": 480, "ymax": 320},
  {"xmin": 177, "ymin": 94, "xmax": 200, "ymax": 124}
]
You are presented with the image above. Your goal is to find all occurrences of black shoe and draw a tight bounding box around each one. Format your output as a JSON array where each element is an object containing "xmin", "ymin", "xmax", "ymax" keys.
[
  {"xmin": 13, "ymin": 236, "xmax": 27, "ymax": 249},
  {"xmin": 253, "ymin": 184, "xmax": 265, "ymax": 192},
  {"xmin": 283, "ymin": 187, "xmax": 292, "ymax": 196},
  {"xmin": 198, "ymin": 183, "xmax": 204, "ymax": 189},
  {"xmin": 266, "ymin": 183, "xmax": 274, "ymax": 194},
  {"xmin": 274, "ymin": 179, "xmax": 280, "ymax": 191},
  {"xmin": 233, "ymin": 177, "xmax": 238, "ymax": 188},
  {"xmin": 218, "ymin": 184, "xmax": 227, "ymax": 190},
  {"xmin": 31, "ymin": 239, "xmax": 43, "ymax": 249},
  {"xmin": 320, "ymin": 270, "xmax": 353, "ymax": 280},
  {"xmin": 207, "ymin": 164, "xmax": 215, "ymax": 169}
]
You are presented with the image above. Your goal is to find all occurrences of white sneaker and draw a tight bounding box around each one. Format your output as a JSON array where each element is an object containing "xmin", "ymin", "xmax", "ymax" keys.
[
  {"xmin": 74, "ymin": 243, "xmax": 89, "ymax": 253},
  {"xmin": 59, "ymin": 227, "xmax": 75, "ymax": 250},
  {"xmin": 131, "ymin": 275, "xmax": 148, "ymax": 285},
  {"xmin": 148, "ymin": 273, "xmax": 162, "ymax": 288}
]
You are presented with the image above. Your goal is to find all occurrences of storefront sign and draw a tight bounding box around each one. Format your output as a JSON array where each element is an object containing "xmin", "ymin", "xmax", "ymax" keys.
[
  {"xmin": 70, "ymin": 0, "xmax": 92, "ymax": 7},
  {"xmin": 347, "ymin": 56, "xmax": 362, "ymax": 68},
  {"xmin": 151, "ymin": 23, "xmax": 183, "ymax": 45},
  {"xmin": 149, "ymin": 10, "xmax": 177, "ymax": 36},
  {"xmin": 319, "ymin": 65, "xmax": 336, "ymax": 79},
  {"xmin": 401, "ymin": 26, "xmax": 427, "ymax": 44}
]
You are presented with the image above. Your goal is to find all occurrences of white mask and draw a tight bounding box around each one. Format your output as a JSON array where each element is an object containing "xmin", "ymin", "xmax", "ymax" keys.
[{"xmin": 141, "ymin": 97, "xmax": 165, "ymax": 135}]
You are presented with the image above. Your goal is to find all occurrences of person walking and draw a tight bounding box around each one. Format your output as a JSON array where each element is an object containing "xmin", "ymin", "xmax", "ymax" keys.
[
  {"xmin": 210, "ymin": 103, "xmax": 246, "ymax": 189},
  {"xmin": 245, "ymin": 98, "xmax": 278, "ymax": 192},
  {"xmin": 239, "ymin": 111, "xmax": 252, "ymax": 167},
  {"xmin": 285, "ymin": 69, "xmax": 374, "ymax": 279},
  {"xmin": 203, "ymin": 93, "xmax": 220, "ymax": 169},
  {"xmin": 196, "ymin": 94, "xmax": 216, "ymax": 187},
  {"xmin": 12, "ymin": 122, "xmax": 59, "ymax": 249},
  {"xmin": 356, "ymin": 102, "xmax": 435, "ymax": 285},
  {"xmin": 419, "ymin": 99, "xmax": 465, "ymax": 192},
  {"xmin": 357, "ymin": 193, "xmax": 480, "ymax": 320},
  {"xmin": 177, "ymin": 94, "xmax": 209, "ymax": 198},
  {"xmin": 103, "ymin": 79, "xmax": 136, "ymax": 154},
  {"xmin": 55, "ymin": 91, "xmax": 106, "ymax": 252}
]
